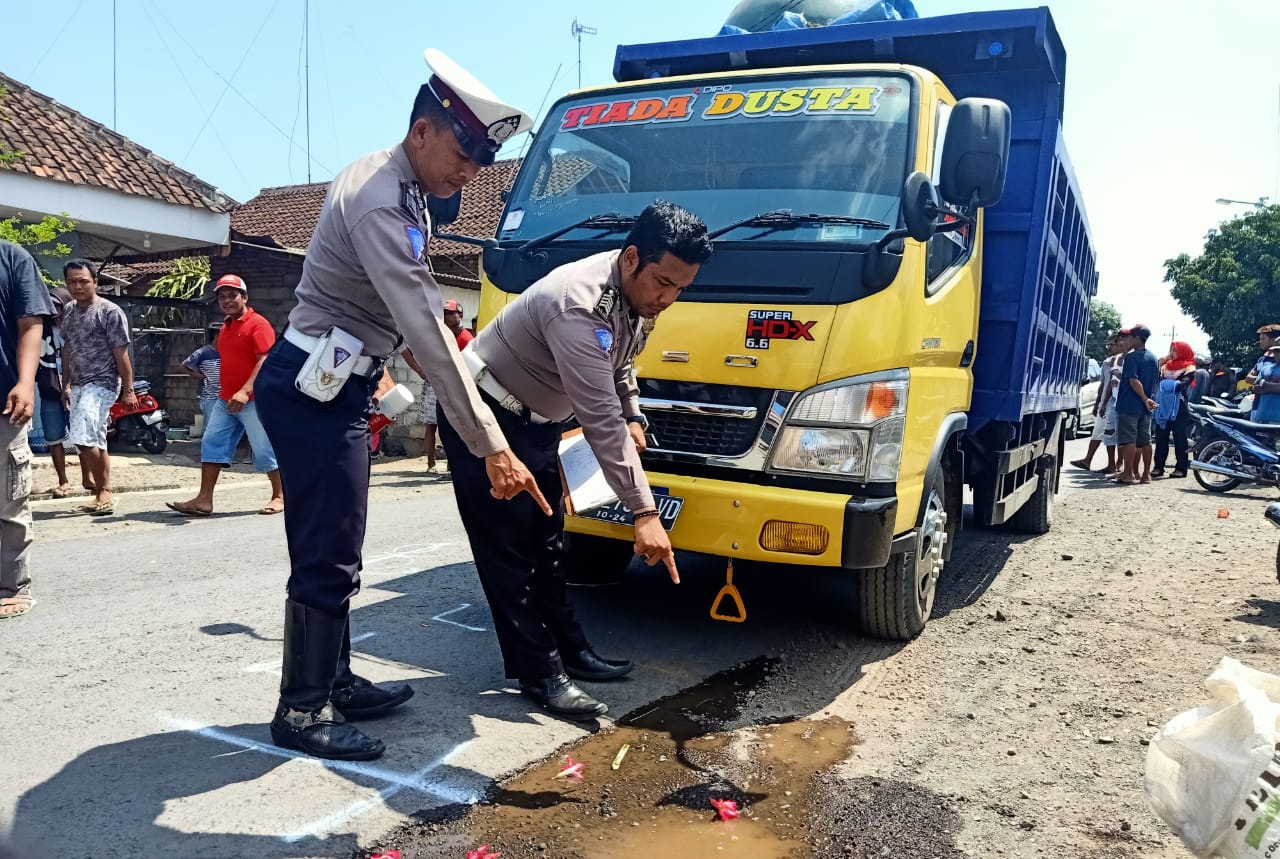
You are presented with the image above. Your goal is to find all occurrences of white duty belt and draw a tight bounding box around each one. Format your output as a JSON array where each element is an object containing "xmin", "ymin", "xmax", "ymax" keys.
[
  {"xmin": 283, "ymin": 326, "xmax": 378, "ymax": 376},
  {"xmin": 460, "ymin": 343, "xmax": 553, "ymax": 425}
]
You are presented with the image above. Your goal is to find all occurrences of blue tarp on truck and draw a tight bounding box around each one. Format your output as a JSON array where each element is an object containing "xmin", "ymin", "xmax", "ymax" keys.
[{"xmin": 614, "ymin": 6, "xmax": 1098, "ymax": 431}]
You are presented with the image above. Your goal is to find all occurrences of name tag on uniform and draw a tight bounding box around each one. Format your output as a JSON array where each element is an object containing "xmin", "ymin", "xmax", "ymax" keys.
[{"xmin": 295, "ymin": 326, "xmax": 366, "ymax": 402}]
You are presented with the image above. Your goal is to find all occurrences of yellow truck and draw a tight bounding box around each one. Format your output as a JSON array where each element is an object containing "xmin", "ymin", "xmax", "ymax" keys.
[{"xmin": 462, "ymin": 7, "xmax": 1095, "ymax": 640}]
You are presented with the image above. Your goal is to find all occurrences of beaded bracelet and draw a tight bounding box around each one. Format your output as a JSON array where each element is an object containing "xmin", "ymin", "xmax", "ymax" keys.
[{"xmin": 633, "ymin": 509, "xmax": 660, "ymax": 521}]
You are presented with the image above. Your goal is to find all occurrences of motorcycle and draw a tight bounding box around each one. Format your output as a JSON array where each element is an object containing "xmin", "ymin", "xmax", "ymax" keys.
[
  {"xmin": 1188, "ymin": 403, "xmax": 1280, "ymax": 493},
  {"xmin": 1187, "ymin": 393, "xmax": 1253, "ymax": 450},
  {"xmin": 108, "ymin": 380, "xmax": 169, "ymax": 454}
]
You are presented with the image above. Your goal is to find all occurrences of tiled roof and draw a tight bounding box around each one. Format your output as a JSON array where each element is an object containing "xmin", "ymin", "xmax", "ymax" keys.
[
  {"xmin": 0, "ymin": 72, "xmax": 236, "ymax": 214},
  {"xmin": 231, "ymin": 182, "xmax": 330, "ymax": 250},
  {"xmin": 230, "ymin": 157, "xmax": 522, "ymax": 256}
]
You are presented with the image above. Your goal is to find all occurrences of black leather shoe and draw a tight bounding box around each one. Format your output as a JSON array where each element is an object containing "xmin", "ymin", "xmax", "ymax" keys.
[
  {"xmin": 519, "ymin": 672, "xmax": 608, "ymax": 719},
  {"xmin": 562, "ymin": 648, "xmax": 634, "ymax": 682},
  {"xmin": 332, "ymin": 676, "xmax": 414, "ymax": 720},
  {"xmin": 271, "ymin": 599, "xmax": 385, "ymax": 761},
  {"xmin": 270, "ymin": 702, "xmax": 386, "ymax": 761},
  {"xmin": 331, "ymin": 622, "xmax": 414, "ymax": 719}
]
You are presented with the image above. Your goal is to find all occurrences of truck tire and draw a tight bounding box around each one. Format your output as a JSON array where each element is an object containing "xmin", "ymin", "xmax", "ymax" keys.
[
  {"xmin": 562, "ymin": 532, "xmax": 634, "ymax": 585},
  {"xmin": 1008, "ymin": 454, "xmax": 1056, "ymax": 534},
  {"xmin": 860, "ymin": 470, "xmax": 949, "ymax": 641}
]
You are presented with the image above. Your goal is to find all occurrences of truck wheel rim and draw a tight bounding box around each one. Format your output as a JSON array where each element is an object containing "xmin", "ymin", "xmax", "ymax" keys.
[{"xmin": 917, "ymin": 488, "xmax": 947, "ymax": 617}]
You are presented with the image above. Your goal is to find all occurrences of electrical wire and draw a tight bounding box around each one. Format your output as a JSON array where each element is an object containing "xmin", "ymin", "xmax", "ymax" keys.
[
  {"xmin": 149, "ymin": 2, "xmax": 334, "ymax": 175},
  {"xmin": 182, "ymin": 0, "xmax": 283, "ymax": 162},
  {"xmin": 25, "ymin": 0, "xmax": 87, "ymax": 81},
  {"xmin": 140, "ymin": 3, "xmax": 247, "ymax": 187},
  {"xmin": 515, "ymin": 63, "xmax": 564, "ymax": 162}
]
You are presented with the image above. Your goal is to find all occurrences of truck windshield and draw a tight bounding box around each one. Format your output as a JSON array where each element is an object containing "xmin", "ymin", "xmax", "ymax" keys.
[{"xmin": 500, "ymin": 73, "xmax": 912, "ymax": 245}]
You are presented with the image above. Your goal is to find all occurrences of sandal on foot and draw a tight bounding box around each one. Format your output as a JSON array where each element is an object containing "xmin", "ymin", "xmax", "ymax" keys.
[
  {"xmin": 1069, "ymin": 459, "xmax": 1092, "ymax": 471},
  {"xmin": 90, "ymin": 499, "xmax": 116, "ymax": 515},
  {"xmin": 258, "ymin": 503, "xmax": 284, "ymax": 516},
  {"xmin": 50, "ymin": 485, "xmax": 71, "ymax": 499},
  {"xmin": 166, "ymin": 501, "xmax": 211, "ymax": 517},
  {"xmin": 0, "ymin": 595, "xmax": 35, "ymax": 618}
]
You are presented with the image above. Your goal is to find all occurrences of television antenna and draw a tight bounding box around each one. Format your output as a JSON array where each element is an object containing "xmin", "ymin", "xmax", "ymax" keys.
[{"xmin": 570, "ymin": 18, "xmax": 597, "ymax": 88}]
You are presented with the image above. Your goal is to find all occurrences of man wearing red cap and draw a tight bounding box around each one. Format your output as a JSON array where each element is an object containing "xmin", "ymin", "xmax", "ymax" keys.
[
  {"xmin": 253, "ymin": 49, "xmax": 544, "ymax": 761},
  {"xmin": 166, "ymin": 274, "xmax": 283, "ymax": 516}
]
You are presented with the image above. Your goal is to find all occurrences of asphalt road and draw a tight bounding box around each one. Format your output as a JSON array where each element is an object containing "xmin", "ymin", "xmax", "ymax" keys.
[{"xmin": 0, "ymin": 465, "xmax": 900, "ymax": 859}]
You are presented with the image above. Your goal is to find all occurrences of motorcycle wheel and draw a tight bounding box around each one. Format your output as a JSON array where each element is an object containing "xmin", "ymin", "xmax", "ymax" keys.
[
  {"xmin": 141, "ymin": 425, "xmax": 168, "ymax": 454},
  {"xmin": 1193, "ymin": 439, "xmax": 1244, "ymax": 493}
]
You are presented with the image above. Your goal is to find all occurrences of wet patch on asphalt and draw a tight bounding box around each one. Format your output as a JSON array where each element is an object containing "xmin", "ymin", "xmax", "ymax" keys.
[{"xmin": 369, "ymin": 658, "xmax": 963, "ymax": 858}]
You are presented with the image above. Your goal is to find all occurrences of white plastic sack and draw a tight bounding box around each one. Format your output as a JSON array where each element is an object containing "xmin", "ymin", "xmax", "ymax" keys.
[{"xmin": 1146, "ymin": 657, "xmax": 1280, "ymax": 857}]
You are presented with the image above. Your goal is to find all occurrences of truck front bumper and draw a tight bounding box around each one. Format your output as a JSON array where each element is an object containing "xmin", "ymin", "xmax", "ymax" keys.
[{"xmin": 565, "ymin": 472, "xmax": 900, "ymax": 570}]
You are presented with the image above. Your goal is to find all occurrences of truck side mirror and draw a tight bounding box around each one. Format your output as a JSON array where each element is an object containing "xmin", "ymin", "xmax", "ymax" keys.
[
  {"xmin": 940, "ymin": 98, "xmax": 1011, "ymax": 208},
  {"xmin": 427, "ymin": 190, "xmax": 462, "ymax": 226},
  {"xmin": 901, "ymin": 172, "xmax": 941, "ymax": 242}
]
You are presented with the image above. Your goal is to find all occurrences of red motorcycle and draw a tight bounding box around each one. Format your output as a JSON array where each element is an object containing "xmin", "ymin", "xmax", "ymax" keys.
[{"xmin": 108, "ymin": 380, "xmax": 169, "ymax": 454}]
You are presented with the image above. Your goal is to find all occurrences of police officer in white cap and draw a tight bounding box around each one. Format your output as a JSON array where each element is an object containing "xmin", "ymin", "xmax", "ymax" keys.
[{"xmin": 254, "ymin": 49, "xmax": 545, "ymax": 761}]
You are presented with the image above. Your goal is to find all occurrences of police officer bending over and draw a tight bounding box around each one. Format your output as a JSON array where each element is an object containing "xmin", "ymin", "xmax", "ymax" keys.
[
  {"xmin": 441, "ymin": 201, "xmax": 713, "ymax": 720},
  {"xmin": 255, "ymin": 50, "xmax": 548, "ymax": 761}
]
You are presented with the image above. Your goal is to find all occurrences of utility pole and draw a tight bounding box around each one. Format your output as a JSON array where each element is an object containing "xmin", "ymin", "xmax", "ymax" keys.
[
  {"xmin": 305, "ymin": 0, "xmax": 311, "ymax": 182},
  {"xmin": 112, "ymin": 0, "xmax": 117, "ymax": 129},
  {"xmin": 571, "ymin": 19, "xmax": 597, "ymax": 89}
]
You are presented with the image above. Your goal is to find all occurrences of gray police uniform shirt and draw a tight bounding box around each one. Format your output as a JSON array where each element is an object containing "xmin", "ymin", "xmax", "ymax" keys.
[
  {"xmin": 288, "ymin": 145, "xmax": 506, "ymax": 457},
  {"xmin": 474, "ymin": 250, "xmax": 655, "ymax": 513}
]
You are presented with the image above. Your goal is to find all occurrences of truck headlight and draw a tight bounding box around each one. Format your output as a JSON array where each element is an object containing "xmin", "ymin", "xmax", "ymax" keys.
[
  {"xmin": 772, "ymin": 427, "xmax": 870, "ymax": 476},
  {"xmin": 768, "ymin": 374, "xmax": 908, "ymax": 482}
]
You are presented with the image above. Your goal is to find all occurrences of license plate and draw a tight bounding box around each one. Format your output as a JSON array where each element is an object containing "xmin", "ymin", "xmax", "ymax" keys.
[
  {"xmin": 578, "ymin": 487, "xmax": 684, "ymax": 531},
  {"xmin": 141, "ymin": 412, "xmax": 164, "ymax": 426}
]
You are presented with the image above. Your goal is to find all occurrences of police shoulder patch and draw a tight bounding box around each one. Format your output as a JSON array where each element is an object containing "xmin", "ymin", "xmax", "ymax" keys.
[
  {"xmin": 399, "ymin": 181, "xmax": 425, "ymax": 224},
  {"xmin": 594, "ymin": 287, "xmax": 617, "ymax": 318},
  {"xmin": 404, "ymin": 225, "xmax": 427, "ymax": 262},
  {"xmin": 594, "ymin": 327, "xmax": 614, "ymax": 354}
]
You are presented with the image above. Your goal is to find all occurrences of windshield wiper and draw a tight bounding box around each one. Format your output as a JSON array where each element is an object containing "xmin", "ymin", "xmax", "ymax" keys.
[
  {"xmin": 519, "ymin": 213, "xmax": 639, "ymax": 255},
  {"xmin": 709, "ymin": 210, "xmax": 891, "ymax": 240}
]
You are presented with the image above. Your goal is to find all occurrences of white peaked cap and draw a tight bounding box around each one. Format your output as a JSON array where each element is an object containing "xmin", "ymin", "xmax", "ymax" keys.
[{"xmin": 423, "ymin": 48, "xmax": 532, "ymax": 165}]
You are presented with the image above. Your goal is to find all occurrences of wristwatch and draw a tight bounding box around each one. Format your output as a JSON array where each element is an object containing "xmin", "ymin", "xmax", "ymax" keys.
[{"xmin": 625, "ymin": 414, "xmax": 650, "ymax": 431}]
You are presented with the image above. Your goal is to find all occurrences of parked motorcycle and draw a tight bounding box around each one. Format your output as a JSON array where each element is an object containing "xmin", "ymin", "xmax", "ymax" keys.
[
  {"xmin": 1187, "ymin": 393, "xmax": 1253, "ymax": 450},
  {"xmin": 1188, "ymin": 404, "xmax": 1280, "ymax": 493},
  {"xmin": 108, "ymin": 380, "xmax": 169, "ymax": 454}
]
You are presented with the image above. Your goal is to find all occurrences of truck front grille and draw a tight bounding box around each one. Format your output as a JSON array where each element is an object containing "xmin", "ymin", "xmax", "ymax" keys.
[{"xmin": 648, "ymin": 411, "xmax": 765, "ymax": 457}]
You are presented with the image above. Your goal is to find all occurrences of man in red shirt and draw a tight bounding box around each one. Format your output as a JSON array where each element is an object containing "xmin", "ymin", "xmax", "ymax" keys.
[
  {"xmin": 403, "ymin": 299, "xmax": 472, "ymax": 472},
  {"xmin": 166, "ymin": 275, "xmax": 284, "ymax": 516}
]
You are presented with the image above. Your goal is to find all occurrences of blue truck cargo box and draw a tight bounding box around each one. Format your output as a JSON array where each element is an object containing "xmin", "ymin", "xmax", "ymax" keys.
[{"xmin": 615, "ymin": 7, "xmax": 1098, "ymax": 430}]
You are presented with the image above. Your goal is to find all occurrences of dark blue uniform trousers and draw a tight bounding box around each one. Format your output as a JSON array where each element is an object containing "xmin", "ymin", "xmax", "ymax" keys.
[
  {"xmin": 256, "ymin": 341, "xmax": 380, "ymax": 617},
  {"xmin": 438, "ymin": 399, "xmax": 590, "ymax": 681}
]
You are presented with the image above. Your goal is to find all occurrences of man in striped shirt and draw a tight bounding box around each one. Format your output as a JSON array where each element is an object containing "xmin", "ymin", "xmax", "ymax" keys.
[{"xmin": 181, "ymin": 325, "xmax": 222, "ymax": 427}]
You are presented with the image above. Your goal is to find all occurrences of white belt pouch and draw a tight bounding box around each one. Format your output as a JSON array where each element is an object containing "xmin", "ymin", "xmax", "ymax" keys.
[{"xmin": 294, "ymin": 326, "xmax": 366, "ymax": 403}]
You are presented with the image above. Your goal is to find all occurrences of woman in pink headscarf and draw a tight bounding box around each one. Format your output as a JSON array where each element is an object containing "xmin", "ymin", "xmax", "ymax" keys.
[{"xmin": 1152, "ymin": 341, "xmax": 1197, "ymax": 477}]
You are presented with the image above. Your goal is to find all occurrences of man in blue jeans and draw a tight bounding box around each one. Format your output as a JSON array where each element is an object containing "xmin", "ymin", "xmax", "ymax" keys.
[
  {"xmin": 166, "ymin": 275, "xmax": 284, "ymax": 516},
  {"xmin": 1112, "ymin": 324, "xmax": 1159, "ymax": 485}
]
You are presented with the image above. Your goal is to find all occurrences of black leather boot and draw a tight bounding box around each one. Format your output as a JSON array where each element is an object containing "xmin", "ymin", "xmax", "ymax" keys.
[
  {"xmin": 562, "ymin": 647, "xmax": 634, "ymax": 682},
  {"xmin": 519, "ymin": 672, "xmax": 608, "ymax": 720},
  {"xmin": 270, "ymin": 600, "xmax": 385, "ymax": 761},
  {"xmin": 331, "ymin": 620, "xmax": 414, "ymax": 719}
]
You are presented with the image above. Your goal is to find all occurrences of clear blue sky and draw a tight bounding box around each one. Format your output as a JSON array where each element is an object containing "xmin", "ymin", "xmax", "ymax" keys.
[{"xmin": 4, "ymin": 1, "xmax": 1279, "ymax": 354}]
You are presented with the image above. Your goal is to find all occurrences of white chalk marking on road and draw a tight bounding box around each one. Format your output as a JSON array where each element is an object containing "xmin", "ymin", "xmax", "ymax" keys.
[
  {"xmin": 364, "ymin": 542, "xmax": 454, "ymax": 567},
  {"xmin": 157, "ymin": 713, "xmax": 480, "ymax": 843},
  {"xmin": 279, "ymin": 740, "xmax": 479, "ymax": 843},
  {"xmin": 244, "ymin": 632, "xmax": 376, "ymax": 674},
  {"xmin": 431, "ymin": 603, "xmax": 487, "ymax": 632}
]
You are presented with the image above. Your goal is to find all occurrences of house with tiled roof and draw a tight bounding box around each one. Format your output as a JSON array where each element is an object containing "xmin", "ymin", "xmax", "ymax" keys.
[
  {"xmin": 0, "ymin": 71, "xmax": 235, "ymax": 267},
  {"xmin": 212, "ymin": 157, "xmax": 522, "ymax": 332}
]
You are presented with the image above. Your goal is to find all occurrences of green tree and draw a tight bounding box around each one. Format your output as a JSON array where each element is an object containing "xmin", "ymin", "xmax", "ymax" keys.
[
  {"xmin": 1086, "ymin": 299, "xmax": 1122, "ymax": 361},
  {"xmin": 143, "ymin": 256, "xmax": 210, "ymax": 326},
  {"xmin": 0, "ymin": 214, "xmax": 76, "ymax": 285},
  {"xmin": 1166, "ymin": 205, "xmax": 1280, "ymax": 366}
]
